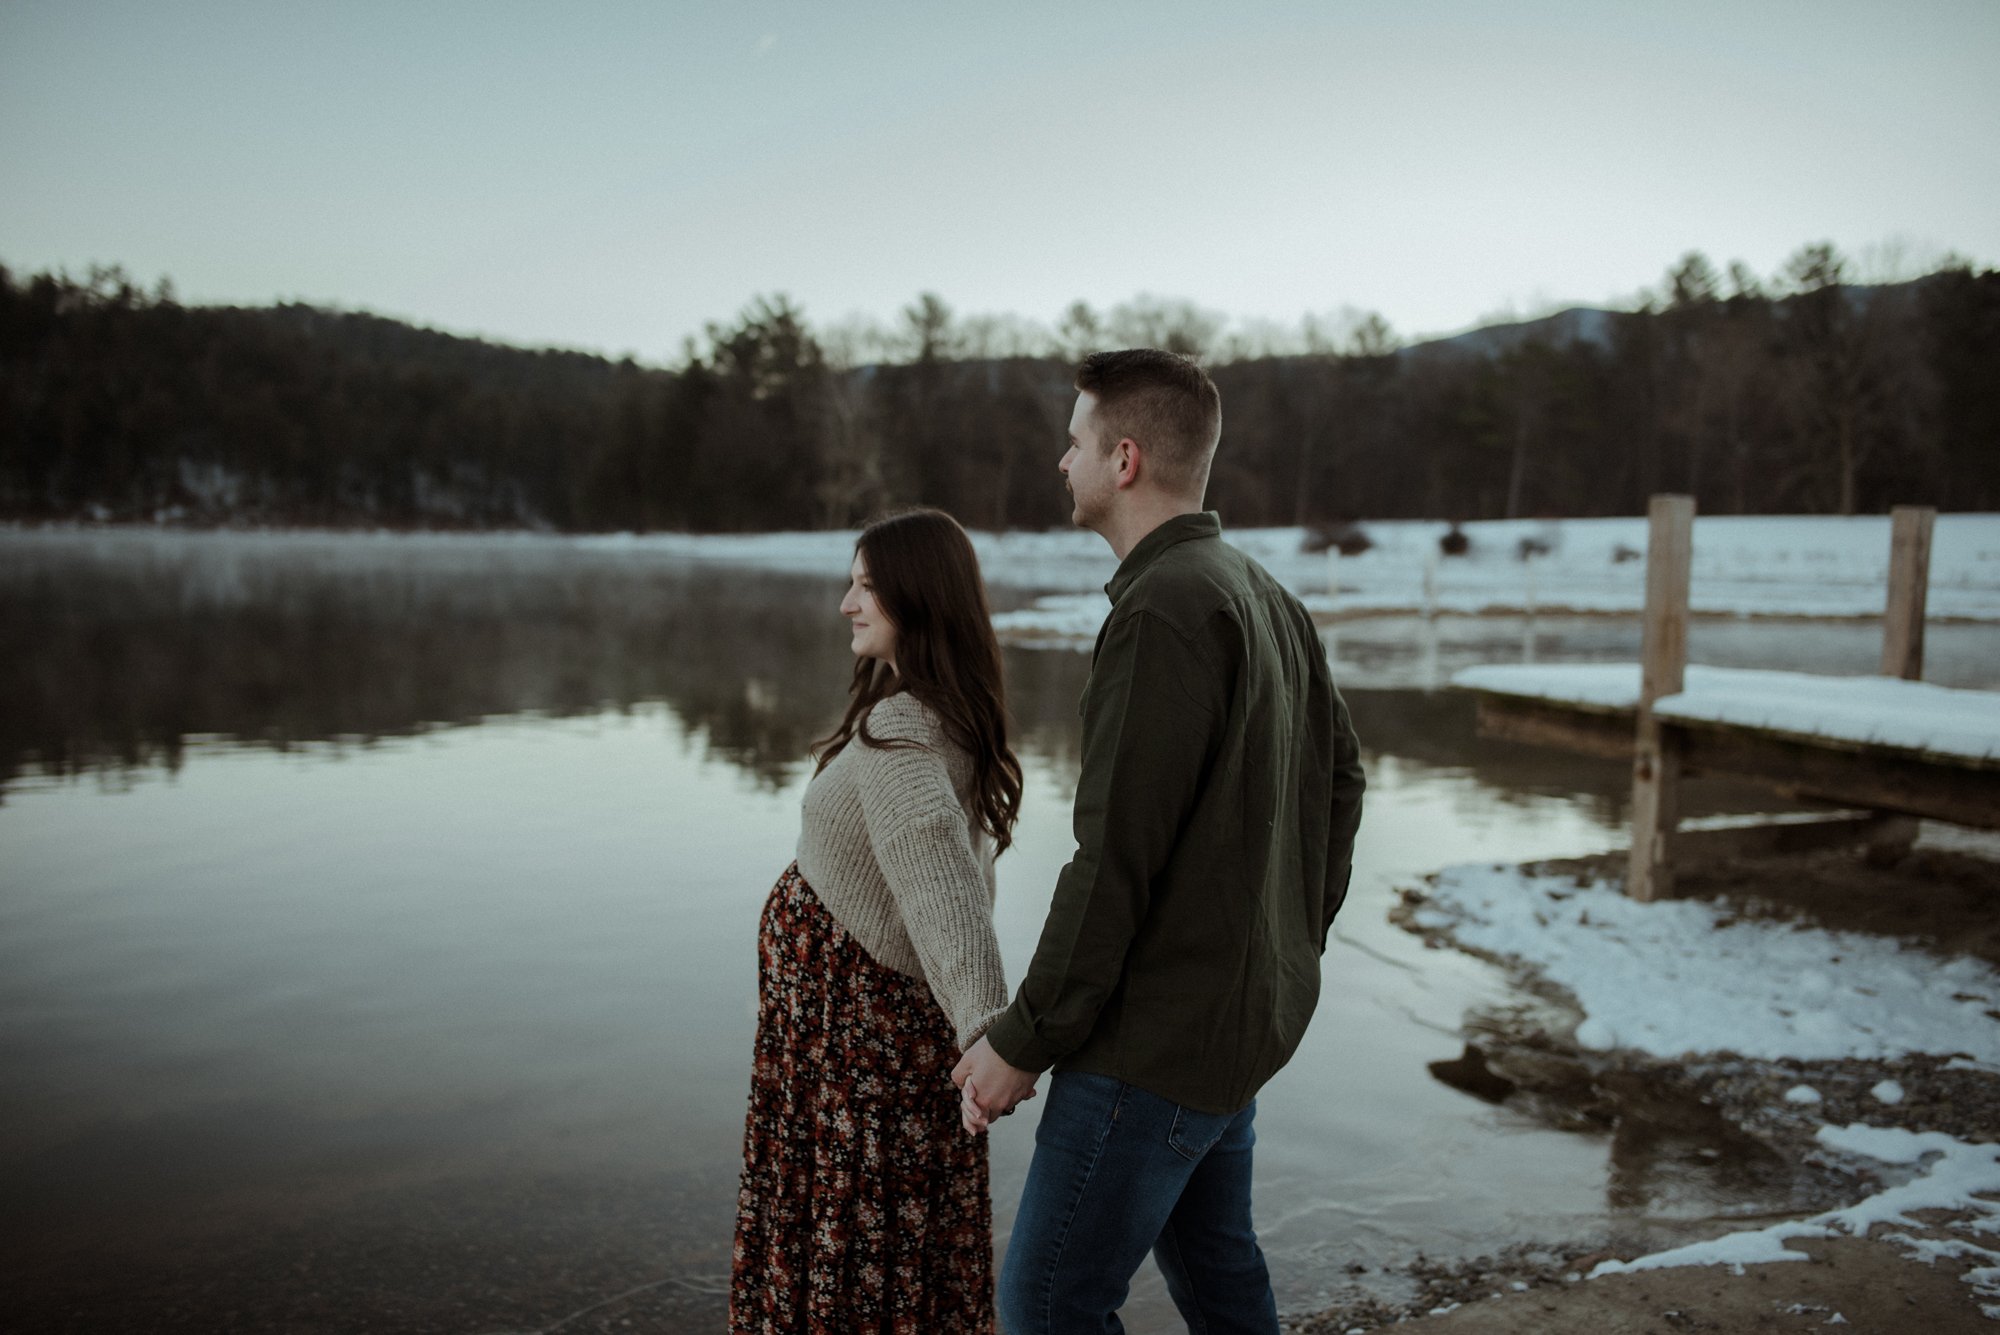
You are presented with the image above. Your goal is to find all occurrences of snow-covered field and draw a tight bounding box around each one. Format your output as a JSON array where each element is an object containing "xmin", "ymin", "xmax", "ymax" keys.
[
  {"xmin": 896, "ymin": 513, "xmax": 1997, "ymax": 639},
  {"xmin": 1247, "ymin": 515, "xmax": 2000, "ymax": 622},
  {"xmin": 575, "ymin": 514, "xmax": 2000, "ymax": 643},
  {"xmin": 581, "ymin": 515, "xmax": 2000, "ymax": 623}
]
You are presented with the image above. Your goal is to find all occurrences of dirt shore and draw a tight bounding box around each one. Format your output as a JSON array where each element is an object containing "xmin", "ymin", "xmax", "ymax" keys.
[
  {"xmin": 1294, "ymin": 836, "xmax": 2000, "ymax": 1334},
  {"xmin": 1288, "ymin": 1230, "xmax": 1994, "ymax": 1333}
]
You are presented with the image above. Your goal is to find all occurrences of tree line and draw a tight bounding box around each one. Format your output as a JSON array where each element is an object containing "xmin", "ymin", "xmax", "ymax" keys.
[{"xmin": 1, "ymin": 243, "xmax": 1993, "ymax": 532}]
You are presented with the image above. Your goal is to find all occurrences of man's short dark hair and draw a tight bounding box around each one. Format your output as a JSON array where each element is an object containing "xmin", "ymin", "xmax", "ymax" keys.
[{"xmin": 1074, "ymin": 349, "xmax": 1222, "ymax": 494}]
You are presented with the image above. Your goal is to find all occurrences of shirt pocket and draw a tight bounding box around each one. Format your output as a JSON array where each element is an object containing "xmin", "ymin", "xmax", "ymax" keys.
[{"xmin": 1166, "ymin": 1103, "xmax": 1232, "ymax": 1161}]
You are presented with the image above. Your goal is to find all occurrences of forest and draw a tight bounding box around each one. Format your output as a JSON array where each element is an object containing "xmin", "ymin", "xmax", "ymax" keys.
[{"xmin": 1, "ymin": 243, "xmax": 1994, "ymax": 533}]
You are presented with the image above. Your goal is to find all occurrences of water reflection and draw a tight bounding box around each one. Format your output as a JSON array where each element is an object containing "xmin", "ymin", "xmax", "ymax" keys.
[
  {"xmin": 1444, "ymin": 1005, "xmax": 1819, "ymax": 1226},
  {"xmin": 1, "ymin": 531, "xmax": 868, "ymax": 792}
]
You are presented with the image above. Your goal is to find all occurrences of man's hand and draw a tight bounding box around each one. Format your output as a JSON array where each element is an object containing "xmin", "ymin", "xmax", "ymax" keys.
[{"xmin": 951, "ymin": 1035, "xmax": 1039, "ymax": 1134}]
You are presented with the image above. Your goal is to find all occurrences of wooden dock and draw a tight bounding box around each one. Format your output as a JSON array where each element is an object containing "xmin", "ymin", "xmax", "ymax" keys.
[{"xmin": 1454, "ymin": 498, "xmax": 2000, "ymax": 900}]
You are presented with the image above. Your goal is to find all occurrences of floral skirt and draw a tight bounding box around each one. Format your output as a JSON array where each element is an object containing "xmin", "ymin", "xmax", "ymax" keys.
[{"xmin": 728, "ymin": 863, "xmax": 993, "ymax": 1334}]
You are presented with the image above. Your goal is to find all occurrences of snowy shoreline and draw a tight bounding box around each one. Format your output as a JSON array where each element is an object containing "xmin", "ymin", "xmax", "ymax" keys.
[
  {"xmin": 1403, "ymin": 860, "xmax": 2000, "ymax": 1066},
  {"xmin": 1365, "ymin": 850, "xmax": 2000, "ymax": 1327}
]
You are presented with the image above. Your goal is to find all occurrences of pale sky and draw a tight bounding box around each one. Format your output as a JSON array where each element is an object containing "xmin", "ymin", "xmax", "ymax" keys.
[{"xmin": 3, "ymin": 0, "xmax": 1995, "ymax": 361}]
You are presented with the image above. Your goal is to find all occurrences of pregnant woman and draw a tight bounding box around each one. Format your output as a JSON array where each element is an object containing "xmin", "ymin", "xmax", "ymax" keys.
[{"xmin": 729, "ymin": 507, "xmax": 1024, "ymax": 1333}]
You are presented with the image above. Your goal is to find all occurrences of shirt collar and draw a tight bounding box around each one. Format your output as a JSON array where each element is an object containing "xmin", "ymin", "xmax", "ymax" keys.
[{"xmin": 1106, "ymin": 511, "xmax": 1222, "ymax": 604}]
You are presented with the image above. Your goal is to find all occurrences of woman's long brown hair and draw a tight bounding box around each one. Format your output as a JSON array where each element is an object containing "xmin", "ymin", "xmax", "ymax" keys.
[{"xmin": 811, "ymin": 508, "xmax": 1024, "ymax": 854}]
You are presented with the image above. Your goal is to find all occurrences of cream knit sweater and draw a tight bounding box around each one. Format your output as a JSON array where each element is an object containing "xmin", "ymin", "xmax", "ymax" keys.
[{"xmin": 794, "ymin": 691, "xmax": 1008, "ymax": 1049}]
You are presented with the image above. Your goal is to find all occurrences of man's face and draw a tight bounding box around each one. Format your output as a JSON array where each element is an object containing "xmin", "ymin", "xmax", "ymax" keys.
[{"xmin": 1060, "ymin": 391, "xmax": 1120, "ymax": 532}]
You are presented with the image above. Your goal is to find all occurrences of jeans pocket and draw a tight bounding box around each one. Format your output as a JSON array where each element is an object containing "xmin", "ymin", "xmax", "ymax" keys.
[{"xmin": 1166, "ymin": 1104, "xmax": 1232, "ymax": 1161}]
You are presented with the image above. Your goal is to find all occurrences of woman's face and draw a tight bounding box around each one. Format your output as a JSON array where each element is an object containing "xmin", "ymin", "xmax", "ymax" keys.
[{"xmin": 840, "ymin": 552, "xmax": 897, "ymax": 670}]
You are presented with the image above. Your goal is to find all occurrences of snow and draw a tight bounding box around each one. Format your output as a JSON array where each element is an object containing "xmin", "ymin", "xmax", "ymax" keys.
[
  {"xmin": 1661, "ymin": 672, "xmax": 2000, "ymax": 762},
  {"xmin": 1785, "ymin": 1085, "xmax": 1824, "ymax": 1105},
  {"xmin": 18, "ymin": 516, "xmax": 2000, "ymax": 643},
  {"xmin": 1454, "ymin": 662, "xmax": 1651, "ymax": 710},
  {"xmin": 1592, "ymin": 1125, "xmax": 2000, "ymax": 1317},
  {"xmin": 1872, "ymin": 1079, "xmax": 1906, "ymax": 1104},
  {"xmin": 1575, "ymin": 1017, "xmax": 1618, "ymax": 1051},
  {"xmin": 990, "ymin": 592, "xmax": 1113, "ymax": 645},
  {"xmin": 1046, "ymin": 514, "xmax": 2000, "ymax": 619},
  {"xmin": 564, "ymin": 514, "xmax": 2000, "ymax": 624},
  {"xmin": 1414, "ymin": 863, "xmax": 2000, "ymax": 1063},
  {"xmin": 1451, "ymin": 663, "xmax": 2000, "ymax": 764}
]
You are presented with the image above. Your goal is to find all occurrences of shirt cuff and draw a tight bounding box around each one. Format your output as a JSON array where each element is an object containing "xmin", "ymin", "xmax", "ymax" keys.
[{"xmin": 982, "ymin": 1004, "xmax": 1065, "ymax": 1074}]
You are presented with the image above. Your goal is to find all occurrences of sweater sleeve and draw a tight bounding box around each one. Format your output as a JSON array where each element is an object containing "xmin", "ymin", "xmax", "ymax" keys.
[{"xmin": 852, "ymin": 697, "xmax": 1009, "ymax": 1049}]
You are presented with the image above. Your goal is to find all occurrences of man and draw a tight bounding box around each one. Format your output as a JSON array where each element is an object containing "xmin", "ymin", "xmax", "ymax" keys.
[{"xmin": 953, "ymin": 349, "xmax": 1366, "ymax": 1333}]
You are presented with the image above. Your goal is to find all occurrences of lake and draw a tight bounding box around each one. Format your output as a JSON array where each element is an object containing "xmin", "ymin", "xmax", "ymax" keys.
[{"xmin": 5, "ymin": 528, "xmax": 1997, "ymax": 1332}]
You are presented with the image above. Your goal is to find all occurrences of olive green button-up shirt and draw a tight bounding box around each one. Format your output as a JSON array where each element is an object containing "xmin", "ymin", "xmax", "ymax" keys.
[{"xmin": 984, "ymin": 512, "xmax": 1365, "ymax": 1114}]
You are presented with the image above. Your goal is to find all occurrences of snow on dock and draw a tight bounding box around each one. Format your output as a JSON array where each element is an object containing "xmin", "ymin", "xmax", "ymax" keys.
[
  {"xmin": 1453, "ymin": 501, "xmax": 2000, "ymax": 897},
  {"xmin": 1453, "ymin": 664, "xmax": 2000, "ymax": 766}
]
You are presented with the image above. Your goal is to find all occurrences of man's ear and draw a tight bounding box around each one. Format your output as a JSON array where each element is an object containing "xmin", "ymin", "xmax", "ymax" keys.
[{"xmin": 1114, "ymin": 438, "xmax": 1142, "ymax": 489}]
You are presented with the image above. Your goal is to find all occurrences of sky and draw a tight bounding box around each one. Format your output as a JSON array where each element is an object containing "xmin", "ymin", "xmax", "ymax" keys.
[{"xmin": 3, "ymin": 0, "xmax": 1996, "ymax": 362}]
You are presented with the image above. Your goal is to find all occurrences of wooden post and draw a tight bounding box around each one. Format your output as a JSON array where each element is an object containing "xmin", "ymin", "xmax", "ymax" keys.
[
  {"xmin": 1627, "ymin": 495, "xmax": 1694, "ymax": 902},
  {"xmin": 1867, "ymin": 505, "xmax": 1935, "ymax": 863},
  {"xmin": 1881, "ymin": 505, "xmax": 1934, "ymax": 681}
]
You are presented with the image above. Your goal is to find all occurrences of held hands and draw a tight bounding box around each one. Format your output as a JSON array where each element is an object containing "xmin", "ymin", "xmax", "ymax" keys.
[{"xmin": 951, "ymin": 1035, "xmax": 1039, "ymax": 1136}]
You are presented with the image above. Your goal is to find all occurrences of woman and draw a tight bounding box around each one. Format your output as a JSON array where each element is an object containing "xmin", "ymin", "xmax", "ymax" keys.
[{"xmin": 729, "ymin": 508, "xmax": 1024, "ymax": 1334}]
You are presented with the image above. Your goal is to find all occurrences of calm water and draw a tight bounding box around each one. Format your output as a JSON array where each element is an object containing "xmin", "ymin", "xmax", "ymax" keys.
[{"xmin": 5, "ymin": 530, "xmax": 1997, "ymax": 1333}]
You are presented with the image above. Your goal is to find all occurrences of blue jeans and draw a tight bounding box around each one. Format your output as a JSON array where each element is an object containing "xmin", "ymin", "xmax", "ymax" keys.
[{"xmin": 998, "ymin": 1071, "xmax": 1278, "ymax": 1335}]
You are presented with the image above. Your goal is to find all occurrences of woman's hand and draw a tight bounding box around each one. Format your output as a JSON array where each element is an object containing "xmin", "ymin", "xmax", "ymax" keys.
[{"xmin": 953, "ymin": 1036, "xmax": 1039, "ymax": 1133}]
